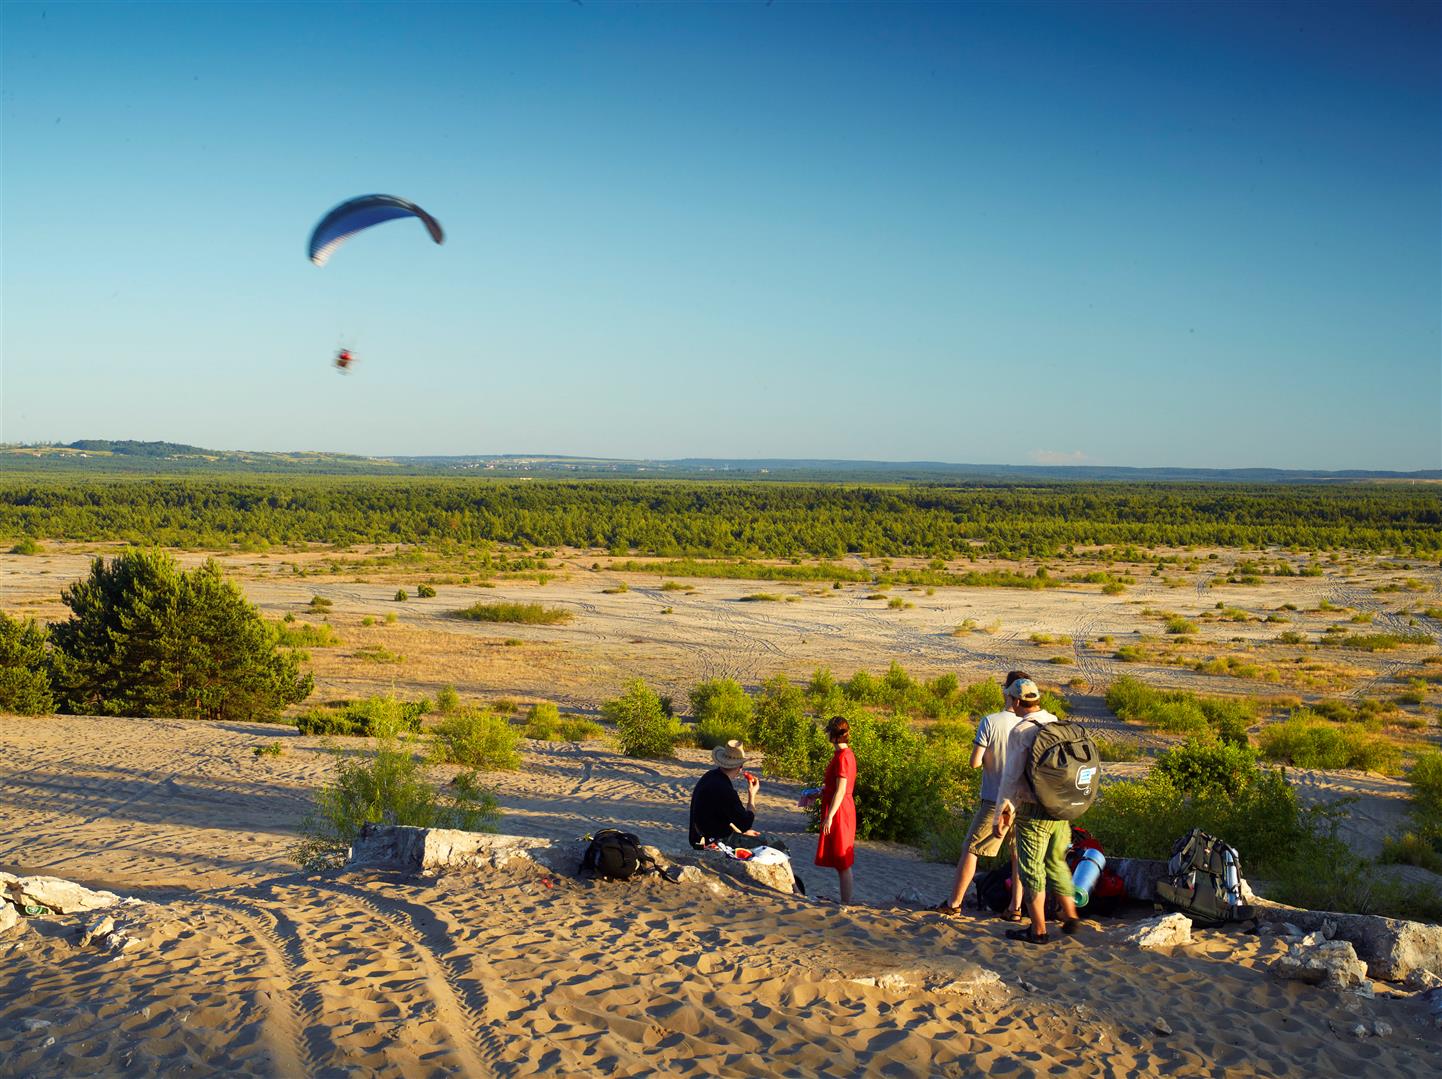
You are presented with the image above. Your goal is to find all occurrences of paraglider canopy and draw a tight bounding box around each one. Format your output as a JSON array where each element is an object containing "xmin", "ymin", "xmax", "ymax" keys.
[{"xmin": 308, "ymin": 194, "xmax": 444, "ymax": 267}]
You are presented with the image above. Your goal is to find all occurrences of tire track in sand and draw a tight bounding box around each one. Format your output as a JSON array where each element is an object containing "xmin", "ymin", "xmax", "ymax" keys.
[{"xmin": 322, "ymin": 877, "xmax": 507, "ymax": 1074}]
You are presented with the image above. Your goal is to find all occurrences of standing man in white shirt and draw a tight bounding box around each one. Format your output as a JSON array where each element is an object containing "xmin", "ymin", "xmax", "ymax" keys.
[
  {"xmin": 928, "ymin": 671, "xmax": 1029, "ymax": 918},
  {"xmin": 994, "ymin": 678, "xmax": 1081, "ymax": 944}
]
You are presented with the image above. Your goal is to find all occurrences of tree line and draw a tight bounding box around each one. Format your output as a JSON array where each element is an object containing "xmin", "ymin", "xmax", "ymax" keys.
[{"xmin": 4, "ymin": 477, "xmax": 1439, "ymax": 556}]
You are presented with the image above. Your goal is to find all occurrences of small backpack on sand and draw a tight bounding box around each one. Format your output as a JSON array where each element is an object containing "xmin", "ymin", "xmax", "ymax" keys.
[
  {"xmin": 581, "ymin": 829, "xmax": 657, "ymax": 881},
  {"xmin": 1155, "ymin": 829, "xmax": 1251, "ymax": 927},
  {"xmin": 1024, "ymin": 720, "xmax": 1101, "ymax": 820}
]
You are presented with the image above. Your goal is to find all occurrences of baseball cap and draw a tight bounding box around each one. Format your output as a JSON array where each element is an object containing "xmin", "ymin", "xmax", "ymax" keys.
[{"xmin": 1005, "ymin": 677, "xmax": 1041, "ymax": 702}]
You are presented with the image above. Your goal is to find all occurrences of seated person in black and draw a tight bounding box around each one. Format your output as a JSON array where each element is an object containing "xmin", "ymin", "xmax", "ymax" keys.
[{"xmin": 688, "ymin": 740, "xmax": 760, "ymax": 849}]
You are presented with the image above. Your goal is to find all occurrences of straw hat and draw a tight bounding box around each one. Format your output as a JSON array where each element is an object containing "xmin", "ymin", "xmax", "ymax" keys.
[{"xmin": 712, "ymin": 740, "xmax": 750, "ymax": 770}]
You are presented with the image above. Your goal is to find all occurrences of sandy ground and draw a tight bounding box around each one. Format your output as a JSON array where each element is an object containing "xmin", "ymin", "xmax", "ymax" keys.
[
  {"xmin": 2, "ymin": 716, "xmax": 1441, "ymax": 1078},
  {"xmin": 2, "ymin": 547, "xmax": 1440, "ymax": 1075}
]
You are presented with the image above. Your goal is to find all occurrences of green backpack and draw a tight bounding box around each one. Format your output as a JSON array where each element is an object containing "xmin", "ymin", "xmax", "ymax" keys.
[
  {"xmin": 1023, "ymin": 719, "xmax": 1101, "ymax": 820},
  {"xmin": 1155, "ymin": 829, "xmax": 1252, "ymax": 927}
]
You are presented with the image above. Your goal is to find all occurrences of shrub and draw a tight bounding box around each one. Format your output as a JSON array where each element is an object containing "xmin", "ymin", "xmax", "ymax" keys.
[
  {"xmin": 524, "ymin": 701, "xmax": 561, "ymax": 740},
  {"xmin": 308, "ymin": 595, "xmax": 333, "ymax": 610},
  {"xmin": 1328, "ymin": 632, "xmax": 1431, "ymax": 652},
  {"xmin": 50, "ymin": 552, "xmax": 311, "ymax": 722},
  {"xmin": 1092, "ymin": 734, "xmax": 1142, "ymax": 762},
  {"xmin": 0, "ymin": 612, "xmax": 55, "ymax": 714},
  {"xmin": 270, "ymin": 620, "xmax": 341, "ymax": 648},
  {"xmin": 353, "ymin": 645, "xmax": 404, "ymax": 664},
  {"xmin": 433, "ymin": 710, "xmax": 522, "ymax": 769},
  {"xmin": 843, "ymin": 709, "xmax": 973, "ymax": 844},
  {"xmin": 1165, "ymin": 615, "xmax": 1198, "ymax": 635},
  {"xmin": 1152, "ymin": 739, "xmax": 1262, "ymax": 796},
  {"xmin": 434, "ymin": 685, "xmax": 462, "ymax": 714},
  {"xmin": 394, "ymin": 589, "xmax": 408, "ymax": 602},
  {"xmin": 291, "ymin": 742, "xmax": 500, "ymax": 870},
  {"xmin": 296, "ymin": 695, "xmax": 429, "ymax": 737},
  {"xmin": 453, "ymin": 601, "xmax": 573, "ymax": 625},
  {"xmin": 749, "ymin": 675, "xmax": 828, "ymax": 780},
  {"xmin": 253, "ymin": 741, "xmax": 284, "ymax": 758},
  {"xmin": 1407, "ymin": 750, "xmax": 1442, "ymax": 825},
  {"xmin": 558, "ymin": 717, "xmax": 604, "ymax": 742},
  {"xmin": 603, "ymin": 679, "xmax": 679, "ymax": 758},
  {"xmin": 689, "ymin": 678, "xmax": 754, "ymax": 749},
  {"xmin": 1379, "ymin": 831, "xmax": 1442, "ymax": 874},
  {"xmin": 416, "ymin": 584, "xmax": 437, "ymax": 598},
  {"xmin": 9, "ymin": 538, "xmax": 42, "ymax": 555},
  {"xmin": 660, "ymin": 580, "xmax": 688, "ymax": 591},
  {"xmin": 1105, "ymin": 677, "xmax": 1255, "ymax": 745},
  {"xmin": 740, "ymin": 593, "xmax": 782, "ymax": 602},
  {"xmin": 1258, "ymin": 714, "xmax": 1401, "ymax": 774}
]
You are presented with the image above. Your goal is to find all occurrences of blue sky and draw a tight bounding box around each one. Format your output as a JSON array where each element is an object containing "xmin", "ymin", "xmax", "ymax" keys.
[{"xmin": 3, "ymin": 1, "xmax": 1438, "ymax": 469}]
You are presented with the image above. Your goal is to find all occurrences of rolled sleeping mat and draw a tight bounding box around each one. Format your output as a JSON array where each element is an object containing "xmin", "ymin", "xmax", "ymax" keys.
[{"xmin": 1071, "ymin": 848, "xmax": 1106, "ymax": 907}]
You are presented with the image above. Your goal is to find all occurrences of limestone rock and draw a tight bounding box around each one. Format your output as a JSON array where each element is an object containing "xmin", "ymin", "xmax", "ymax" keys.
[
  {"xmin": 665, "ymin": 865, "xmax": 706, "ymax": 885},
  {"xmin": 0, "ymin": 904, "xmax": 19, "ymax": 936},
  {"xmin": 1254, "ymin": 905, "xmax": 1442, "ymax": 984},
  {"xmin": 4, "ymin": 876, "xmax": 120, "ymax": 915},
  {"xmin": 1372, "ymin": 1020, "xmax": 1392, "ymax": 1038},
  {"xmin": 1270, "ymin": 939, "xmax": 1371, "ymax": 993},
  {"xmin": 79, "ymin": 914, "xmax": 115, "ymax": 948},
  {"xmin": 930, "ymin": 965, "xmax": 1005, "ymax": 996},
  {"xmin": 1405, "ymin": 969, "xmax": 1441, "ymax": 991},
  {"xmin": 1153, "ymin": 1017, "xmax": 1173, "ymax": 1036},
  {"xmin": 1119, "ymin": 913, "xmax": 1192, "ymax": 950}
]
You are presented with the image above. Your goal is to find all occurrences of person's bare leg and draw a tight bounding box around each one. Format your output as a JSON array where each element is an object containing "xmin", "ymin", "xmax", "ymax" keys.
[
  {"xmin": 1026, "ymin": 891, "xmax": 1046, "ymax": 936},
  {"xmin": 946, "ymin": 851, "xmax": 978, "ymax": 909},
  {"xmin": 1056, "ymin": 891, "xmax": 1079, "ymax": 922},
  {"xmin": 838, "ymin": 867, "xmax": 854, "ymax": 905},
  {"xmin": 1008, "ymin": 844, "xmax": 1023, "ymax": 913}
]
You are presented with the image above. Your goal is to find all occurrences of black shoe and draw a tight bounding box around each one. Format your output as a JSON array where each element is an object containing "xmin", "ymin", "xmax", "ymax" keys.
[{"xmin": 1005, "ymin": 926, "xmax": 1050, "ymax": 945}]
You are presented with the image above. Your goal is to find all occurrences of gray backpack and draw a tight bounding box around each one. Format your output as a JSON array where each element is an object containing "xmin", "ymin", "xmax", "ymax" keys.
[{"xmin": 1023, "ymin": 719, "xmax": 1101, "ymax": 820}]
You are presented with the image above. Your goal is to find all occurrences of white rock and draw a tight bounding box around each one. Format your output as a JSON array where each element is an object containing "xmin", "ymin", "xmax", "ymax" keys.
[
  {"xmin": 1153, "ymin": 1017, "xmax": 1173, "ymax": 1036},
  {"xmin": 0, "ymin": 904, "xmax": 19, "ymax": 936},
  {"xmin": 1119, "ymin": 913, "xmax": 1192, "ymax": 950},
  {"xmin": 1271, "ymin": 939, "xmax": 1371, "ymax": 993},
  {"xmin": 1372, "ymin": 1020, "xmax": 1392, "ymax": 1038},
  {"xmin": 1404, "ymin": 969, "xmax": 1441, "ymax": 991},
  {"xmin": 1350, "ymin": 1023, "xmax": 1368, "ymax": 1038},
  {"xmin": 20, "ymin": 1018, "xmax": 51, "ymax": 1032},
  {"xmin": 665, "ymin": 865, "xmax": 706, "ymax": 885},
  {"xmin": 80, "ymin": 914, "xmax": 116, "ymax": 948},
  {"xmin": 6, "ymin": 877, "xmax": 120, "ymax": 915}
]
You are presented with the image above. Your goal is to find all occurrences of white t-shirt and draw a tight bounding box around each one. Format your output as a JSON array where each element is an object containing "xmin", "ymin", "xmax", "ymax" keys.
[
  {"xmin": 996, "ymin": 709, "xmax": 1059, "ymax": 806},
  {"xmin": 974, "ymin": 710, "xmax": 1022, "ymax": 803}
]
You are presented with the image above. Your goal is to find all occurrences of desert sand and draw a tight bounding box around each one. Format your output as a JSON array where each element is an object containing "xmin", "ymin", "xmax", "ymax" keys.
[
  {"xmin": 2, "ymin": 545, "xmax": 1440, "ymax": 1075},
  {"xmin": 2, "ymin": 715, "xmax": 1441, "ymax": 1077}
]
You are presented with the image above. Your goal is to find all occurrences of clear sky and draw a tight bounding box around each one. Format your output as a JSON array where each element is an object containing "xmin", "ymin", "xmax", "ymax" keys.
[{"xmin": 3, "ymin": 1, "xmax": 1438, "ymax": 469}]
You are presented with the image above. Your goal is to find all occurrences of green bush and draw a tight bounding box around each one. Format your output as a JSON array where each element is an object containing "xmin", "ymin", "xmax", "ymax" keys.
[
  {"xmin": 842, "ymin": 709, "xmax": 973, "ymax": 844},
  {"xmin": 433, "ymin": 709, "xmax": 522, "ymax": 769},
  {"xmin": 416, "ymin": 584, "xmax": 437, "ymax": 598},
  {"xmin": 353, "ymin": 645, "xmax": 404, "ymax": 664},
  {"xmin": 253, "ymin": 741, "xmax": 284, "ymax": 758},
  {"xmin": 394, "ymin": 589, "xmax": 408, "ymax": 602},
  {"xmin": 1105, "ymin": 677, "xmax": 1254, "ymax": 744},
  {"xmin": 1152, "ymin": 739, "xmax": 1261, "ymax": 796},
  {"xmin": 308, "ymin": 595, "xmax": 333, "ymax": 610},
  {"xmin": 689, "ymin": 678, "xmax": 754, "ymax": 749},
  {"xmin": 603, "ymin": 679, "xmax": 679, "ymax": 758},
  {"xmin": 434, "ymin": 685, "xmax": 462, "ymax": 714},
  {"xmin": 296, "ymin": 695, "xmax": 429, "ymax": 737},
  {"xmin": 1092, "ymin": 734, "xmax": 1142, "ymax": 762},
  {"xmin": 453, "ymin": 601, "xmax": 573, "ymax": 625},
  {"xmin": 1379, "ymin": 831, "xmax": 1442, "ymax": 874},
  {"xmin": 291, "ymin": 741, "xmax": 500, "ymax": 870},
  {"xmin": 749, "ymin": 675, "xmax": 828, "ymax": 780},
  {"xmin": 524, "ymin": 701, "xmax": 561, "ymax": 740},
  {"xmin": 1408, "ymin": 750, "xmax": 1442, "ymax": 822},
  {"xmin": 270, "ymin": 620, "xmax": 341, "ymax": 648},
  {"xmin": 50, "ymin": 551, "xmax": 311, "ymax": 722},
  {"xmin": 9, "ymin": 538, "xmax": 42, "ymax": 555},
  {"xmin": 1258, "ymin": 714, "xmax": 1401, "ymax": 773},
  {"xmin": 0, "ymin": 612, "xmax": 55, "ymax": 714},
  {"xmin": 558, "ymin": 717, "xmax": 604, "ymax": 742}
]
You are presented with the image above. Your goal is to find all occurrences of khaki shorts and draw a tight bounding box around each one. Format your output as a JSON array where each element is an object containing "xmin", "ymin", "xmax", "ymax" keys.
[{"xmin": 964, "ymin": 800, "xmax": 1011, "ymax": 858}]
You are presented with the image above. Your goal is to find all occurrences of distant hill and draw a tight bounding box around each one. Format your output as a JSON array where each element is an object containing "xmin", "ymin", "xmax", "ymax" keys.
[{"xmin": 1, "ymin": 441, "xmax": 1437, "ymax": 483}]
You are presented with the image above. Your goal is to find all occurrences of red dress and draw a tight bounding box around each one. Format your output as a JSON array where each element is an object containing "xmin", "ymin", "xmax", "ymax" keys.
[{"xmin": 814, "ymin": 746, "xmax": 857, "ymax": 870}]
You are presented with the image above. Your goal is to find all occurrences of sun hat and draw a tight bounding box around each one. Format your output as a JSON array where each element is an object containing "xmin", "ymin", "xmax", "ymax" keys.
[
  {"xmin": 712, "ymin": 740, "xmax": 750, "ymax": 770},
  {"xmin": 1005, "ymin": 677, "xmax": 1041, "ymax": 703}
]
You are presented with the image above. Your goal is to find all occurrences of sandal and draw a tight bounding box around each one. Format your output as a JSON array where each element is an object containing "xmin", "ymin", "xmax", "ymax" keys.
[
  {"xmin": 1061, "ymin": 918, "xmax": 1081, "ymax": 935},
  {"xmin": 927, "ymin": 902, "xmax": 962, "ymax": 915},
  {"xmin": 1001, "ymin": 908, "xmax": 1025, "ymax": 922},
  {"xmin": 1006, "ymin": 926, "xmax": 1050, "ymax": 945}
]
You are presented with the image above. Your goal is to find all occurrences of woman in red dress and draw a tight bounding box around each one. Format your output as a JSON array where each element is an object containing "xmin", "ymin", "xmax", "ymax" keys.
[{"xmin": 815, "ymin": 716, "xmax": 857, "ymax": 903}]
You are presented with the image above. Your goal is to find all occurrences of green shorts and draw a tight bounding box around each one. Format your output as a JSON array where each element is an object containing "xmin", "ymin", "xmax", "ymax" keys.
[{"xmin": 1015, "ymin": 804, "xmax": 1074, "ymax": 898}]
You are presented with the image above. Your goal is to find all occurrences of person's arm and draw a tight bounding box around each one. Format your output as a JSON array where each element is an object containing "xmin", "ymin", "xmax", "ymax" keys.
[
  {"xmin": 971, "ymin": 717, "xmax": 989, "ymax": 770},
  {"xmin": 725, "ymin": 779, "xmax": 756, "ymax": 834},
  {"xmin": 993, "ymin": 722, "xmax": 1031, "ymax": 834},
  {"xmin": 821, "ymin": 777, "xmax": 849, "ymax": 835}
]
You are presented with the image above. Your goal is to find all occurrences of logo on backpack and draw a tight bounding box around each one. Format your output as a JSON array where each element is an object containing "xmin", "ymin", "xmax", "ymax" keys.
[
  {"xmin": 1024, "ymin": 720, "xmax": 1101, "ymax": 820},
  {"xmin": 580, "ymin": 828, "xmax": 657, "ymax": 881}
]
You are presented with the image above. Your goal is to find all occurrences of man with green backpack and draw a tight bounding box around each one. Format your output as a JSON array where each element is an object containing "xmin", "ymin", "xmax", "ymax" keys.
[{"xmin": 994, "ymin": 678, "xmax": 1101, "ymax": 944}]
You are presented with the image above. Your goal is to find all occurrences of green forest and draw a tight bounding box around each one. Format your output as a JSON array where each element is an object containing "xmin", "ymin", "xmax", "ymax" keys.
[{"xmin": 2, "ymin": 476, "xmax": 1440, "ymax": 557}]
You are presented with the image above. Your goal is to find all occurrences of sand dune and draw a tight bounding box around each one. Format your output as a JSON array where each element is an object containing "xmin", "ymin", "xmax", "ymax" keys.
[{"xmin": 2, "ymin": 715, "xmax": 1440, "ymax": 1076}]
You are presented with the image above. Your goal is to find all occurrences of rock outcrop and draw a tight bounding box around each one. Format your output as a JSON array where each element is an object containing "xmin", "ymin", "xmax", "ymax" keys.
[
  {"xmin": 1118, "ymin": 913, "xmax": 1192, "ymax": 950},
  {"xmin": 1270, "ymin": 938, "xmax": 1371, "ymax": 994},
  {"xmin": 2, "ymin": 875, "xmax": 122, "ymax": 914},
  {"xmin": 1253, "ymin": 904, "xmax": 1441, "ymax": 984}
]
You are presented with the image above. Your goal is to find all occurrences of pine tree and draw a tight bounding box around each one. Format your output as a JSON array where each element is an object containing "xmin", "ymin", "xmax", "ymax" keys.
[
  {"xmin": 0, "ymin": 612, "xmax": 55, "ymax": 714},
  {"xmin": 51, "ymin": 552, "xmax": 312, "ymax": 721}
]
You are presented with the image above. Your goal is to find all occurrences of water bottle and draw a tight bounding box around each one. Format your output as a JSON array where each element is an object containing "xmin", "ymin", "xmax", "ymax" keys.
[
  {"xmin": 1071, "ymin": 848, "xmax": 1106, "ymax": 907},
  {"xmin": 1222, "ymin": 849, "xmax": 1242, "ymax": 906}
]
